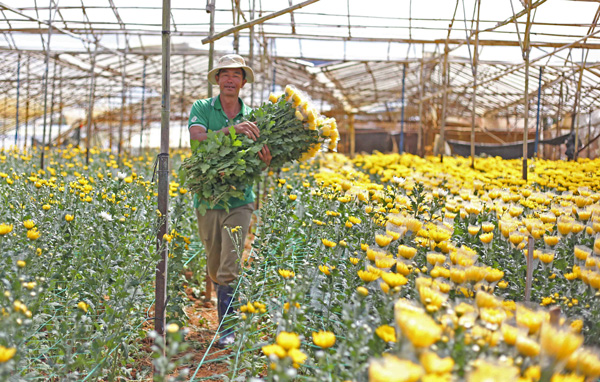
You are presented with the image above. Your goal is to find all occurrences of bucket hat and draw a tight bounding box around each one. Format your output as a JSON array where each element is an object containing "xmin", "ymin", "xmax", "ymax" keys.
[{"xmin": 207, "ymin": 54, "xmax": 254, "ymax": 85}]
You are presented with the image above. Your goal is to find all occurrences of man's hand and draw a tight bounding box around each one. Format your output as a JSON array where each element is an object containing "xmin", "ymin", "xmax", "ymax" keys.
[
  {"xmin": 258, "ymin": 145, "xmax": 272, "ymax": 167},
  {"xmin": 234, "ymin": 121, "xmax": 260, "ymax": 141}
]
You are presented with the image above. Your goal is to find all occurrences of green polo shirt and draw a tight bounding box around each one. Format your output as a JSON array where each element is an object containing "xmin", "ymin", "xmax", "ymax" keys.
[{"xmin": 188, "ymin": 95, "xmax": 255, "ymax": 210}]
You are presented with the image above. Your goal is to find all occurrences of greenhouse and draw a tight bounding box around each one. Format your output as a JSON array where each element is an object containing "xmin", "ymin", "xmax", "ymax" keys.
[{"xmin": 0, "ymin": 0, "xmax": 599, "ymax": 380}]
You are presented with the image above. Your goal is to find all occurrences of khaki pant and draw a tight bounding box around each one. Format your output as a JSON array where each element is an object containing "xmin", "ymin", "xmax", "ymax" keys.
[{"xmin": 195, "ymin": 203, "xmax": 254, "ymax": 286}]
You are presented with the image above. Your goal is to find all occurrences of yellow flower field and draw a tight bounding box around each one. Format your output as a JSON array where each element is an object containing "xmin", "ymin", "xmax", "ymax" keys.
[{"xmin": 228, "ymin": 152, "xmax": 600, "ymax": 382}]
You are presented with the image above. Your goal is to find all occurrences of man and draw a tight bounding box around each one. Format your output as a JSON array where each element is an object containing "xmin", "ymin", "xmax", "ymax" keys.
[{"xmin": 188, "ymin": 54, "xmax": 271, "ymax": 347}]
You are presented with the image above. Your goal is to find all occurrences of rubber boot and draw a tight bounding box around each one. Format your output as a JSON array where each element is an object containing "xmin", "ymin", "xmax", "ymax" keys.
[{"xmin": 216, "ymin": 284, "xmax": 236, "ymax": 348}]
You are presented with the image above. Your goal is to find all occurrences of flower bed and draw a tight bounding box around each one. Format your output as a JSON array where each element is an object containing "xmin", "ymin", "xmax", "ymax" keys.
[
  {"xmin": 0, "ymin": 147, "xmax": 197, "ymax": 380},
  {"xmin": 225, "ymin": 153, "xmax": 600, "ymax": 382}
]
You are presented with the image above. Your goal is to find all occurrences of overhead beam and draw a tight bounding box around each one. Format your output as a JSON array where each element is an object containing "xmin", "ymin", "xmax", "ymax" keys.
[{"xmin": 201, "ymin": 0, "xmax": 320, "ymax": 44}]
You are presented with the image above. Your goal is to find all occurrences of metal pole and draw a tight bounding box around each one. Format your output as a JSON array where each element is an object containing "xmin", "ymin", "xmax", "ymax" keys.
[
  {"xmin": 534, "ymin": 67, "xmax": 542, "ymax": 157},
  {"xmin": 140, "ymin": 57, "xmax": 147, "ymax": 151},
  {"xmin": 418, "ymin": 57, "xmax": 424, "ymax": 157},
  {"xmin": 440, "ymin": 51, "xmax": 449, "ymax": 162},
  {"xmin": 249, "ymin": 0, "xmax": 255, "ymax": 106},
  {"xmin": 400, "ymin": 63, "xmax": 406, "ymax": 154},
  {"xmin": 85, "ymin": 44, "xmax": 98, "ymax": 165},
  {"xmin": 588, "ymin": 111, "xmax": 592, "ymax": 158},
  {"xmin": 57, "ymin": 66, "xmax": 63, "ymax": 144},
  {"xmin": 271, "ymin": 66, "xmax": 276, "ymax": 92},
  {"xmin": 555, "ymin": 80, "xmax": 563, "ymax": 159},
  {"xmin": 109, "ymin": 96, "xmax": 113, "ymax": 150},
  {"xmin": 179, "ymin": 56, "xmax": 186, "ymax": 149},
  {"xmin": 41, "ymin": 2, "xmax": 56, "ymax": 169},
  {"xmin": 118, "ymin": 52, "xmax": 127, "ymax": 157},
  {"xmin": 155, "ymin": 0, "xmax": 171, "ymax": 346},
  {"xmin": 15, "ymin": 54, "xmax": 21, "ymax": 147},
  {"xmin": 349, "ymin": 112, "xmax": 356, "ymax": 158},
  {"xmin": 24, "ymin": 56, "xmax": 30, "ymax": 151},
  {"xmin": 522, "ymin": 2, "xmax": 532, "ymax": 181},
  {"xmin": 470, "ymin": 0, "xmax": 480, "ymax": 168},
  {"xmin": 48, "ymin": 57, "xmax": 58, "ymax": 147},
  {"xmin": 2, "ymin": 99, "xmax": 6, "ymax": 149},
  {"xmin": 207, "ymin": 0, "xmax": 215, "ymax": 98}
]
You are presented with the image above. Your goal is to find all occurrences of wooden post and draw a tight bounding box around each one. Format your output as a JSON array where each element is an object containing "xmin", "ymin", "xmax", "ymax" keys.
[
  {"xmin": 470, "ymin": 0, "xmax": 481, "ymax": 168},
  {"xmin": 155, "ymin": 0, "xmax": 171, "ymax": 347},
  {"xmin": 525, "ymin": 235, "xmax": 534, "ymax": 302},
  {"xmin": 521, "ymin": 1, "xmax": 532, "ymax": 181},
  {"xmin": 207, "ymin": 0, "xmax": 215, "ymax": 99},
  {"xmin": 85, "ymin": 44, "xmax": 98, "ymax": 166}
]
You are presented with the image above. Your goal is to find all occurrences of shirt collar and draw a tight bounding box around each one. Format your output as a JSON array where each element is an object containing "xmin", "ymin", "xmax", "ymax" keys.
[{"xmin": 213, "ymin": 95, "xmax": 249, "ymax": 118}]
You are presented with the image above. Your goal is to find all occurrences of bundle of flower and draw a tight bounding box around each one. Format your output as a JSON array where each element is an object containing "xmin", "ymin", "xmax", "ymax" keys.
[{"xmin": 180, "ymin": 85, "xmax": 339, "ymax": 213}]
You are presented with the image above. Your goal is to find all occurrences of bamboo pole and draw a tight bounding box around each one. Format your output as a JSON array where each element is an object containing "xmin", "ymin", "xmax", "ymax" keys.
[
  {"xmin": 470, "ymin": 0, "xmax": 481, "ymax": 168},
  {"xmin": 202, "ymin": 0, "xmax": 320, "ymax": 45},
  {"xmin": 155, "ymin": 0, "xmax": 172, "ymax": 346},
  {"xmin": 85, "ymin": 44, "xmax": 98, "ymax": 166},
  {"xmin": 522, "ymin": 1, "xmax": 532, "ymax": 181},
  {"xmin": 14, "ymin": 54, "xmax": 20, "ymax": 147}
]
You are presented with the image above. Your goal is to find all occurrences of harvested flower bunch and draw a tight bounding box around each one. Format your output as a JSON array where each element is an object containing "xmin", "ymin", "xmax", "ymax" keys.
[{"xmin": 181, "ymin": 85, "xmax": 338, "ymax": 213}]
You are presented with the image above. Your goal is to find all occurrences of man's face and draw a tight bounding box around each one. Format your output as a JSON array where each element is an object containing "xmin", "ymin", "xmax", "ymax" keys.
[{"xmin": 216, "ymin": 68, "xmax": 246, "ymax": 97}]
